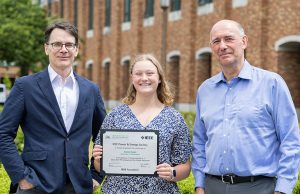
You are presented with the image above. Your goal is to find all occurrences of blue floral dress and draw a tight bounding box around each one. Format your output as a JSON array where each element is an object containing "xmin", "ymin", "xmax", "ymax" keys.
[{"xmin": 95, "ymin": 104, "xmax": 192, "ymax": 194}]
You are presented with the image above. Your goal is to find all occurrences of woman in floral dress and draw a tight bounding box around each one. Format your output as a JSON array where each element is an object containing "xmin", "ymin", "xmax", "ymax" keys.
[{"xmin": 93, "ymin": 54, "xmax": 192, "ymax": 194}]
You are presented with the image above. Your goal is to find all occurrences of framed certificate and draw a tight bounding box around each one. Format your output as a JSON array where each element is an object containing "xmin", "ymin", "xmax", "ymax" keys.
[{"xmin": 100, "ymin": 129, "xmax": 159, "ymax": 176}]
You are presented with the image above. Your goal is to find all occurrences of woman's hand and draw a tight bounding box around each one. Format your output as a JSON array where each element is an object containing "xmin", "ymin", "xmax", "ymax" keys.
[
  {"xmin": 156, "ymin": 160, "xmax": 191, "ymax": 182},
  {"xmin": 156, "ymin": 163, "xmax": 174, "ymax": 182}
]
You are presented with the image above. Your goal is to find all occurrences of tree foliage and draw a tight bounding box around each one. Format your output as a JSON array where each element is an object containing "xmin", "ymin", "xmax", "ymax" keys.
[{"xmin": 0, "ymin": 0, "xmax": 49, "ymax": 75}]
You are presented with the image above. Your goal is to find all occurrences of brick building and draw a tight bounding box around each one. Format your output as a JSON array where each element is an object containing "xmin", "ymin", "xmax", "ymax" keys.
[{"xmin": 43, "ymin": 0, "xmax": 300, "ymax": 117}]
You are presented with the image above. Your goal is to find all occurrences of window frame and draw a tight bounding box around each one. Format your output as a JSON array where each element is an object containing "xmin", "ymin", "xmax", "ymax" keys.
[
  {"xmin": 74, "ymin": 0, "xmax": 78, "ymax": 27},
  {"xmin": 60, "ymin": 0, "xmax": 64, "ymax": 18},
  {"xmin": 170, "ymin": 0, "xmax": 181, "ymax": 12},
  {"xmin": 198, "ymin": 0, "xmax": 213, "ymax": 6},
  {"xmin": 105, "ymin": 0, "xmax": 111, "ymax": 27},
  {"xmin": 88, "ymin": 0, "xmax": 94, "ymax": 30},
  {"xmin": 123, "ymin": 0, "xmax": 131, "ymax": 22},
  {"xmin": 144, "ymin": 0, "xmax": 154, "ymax": 18}
]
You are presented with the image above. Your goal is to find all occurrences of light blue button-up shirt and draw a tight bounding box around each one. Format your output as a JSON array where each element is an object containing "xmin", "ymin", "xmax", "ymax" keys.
[{"xmin": 192, "ymin": 60, "xmax": 300, "ymax": 194}]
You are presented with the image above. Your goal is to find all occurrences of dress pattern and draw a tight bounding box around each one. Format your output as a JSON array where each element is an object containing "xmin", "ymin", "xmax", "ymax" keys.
[{"xmin": 95, "ymin": 104, "xmax": 192, "ymax": 194}]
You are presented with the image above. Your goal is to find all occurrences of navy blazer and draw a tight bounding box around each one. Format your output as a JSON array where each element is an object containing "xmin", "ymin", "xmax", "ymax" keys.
[{"xmin": 0, "ymin": 69, "xmax": 106, "ymax": 194}]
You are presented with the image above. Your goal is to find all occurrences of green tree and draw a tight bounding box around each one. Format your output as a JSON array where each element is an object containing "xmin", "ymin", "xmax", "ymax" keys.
[{"xmin": 0, "ymin": 0, "xmax": 49, "ymax": 75}]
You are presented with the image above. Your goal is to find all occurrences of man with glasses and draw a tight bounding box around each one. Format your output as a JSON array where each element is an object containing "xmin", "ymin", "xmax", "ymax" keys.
[
  {"xmin": 192, "ymin": 20, "xmax": 300, "ymax": 194},
  {"xmin": 0, "ymin": 21, "xmax": 106, "ymax": 194}
]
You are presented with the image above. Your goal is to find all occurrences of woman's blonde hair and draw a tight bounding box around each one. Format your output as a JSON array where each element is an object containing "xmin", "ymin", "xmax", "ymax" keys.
[{"xmin": 122, "ymin": 54, "xmax": 174, "ymax": 106}]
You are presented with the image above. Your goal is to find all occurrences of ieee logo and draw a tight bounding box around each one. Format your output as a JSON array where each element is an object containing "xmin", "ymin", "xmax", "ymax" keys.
[{"xmin": 141, "ymin": 136, "xmax": 153, "ymax": 140}]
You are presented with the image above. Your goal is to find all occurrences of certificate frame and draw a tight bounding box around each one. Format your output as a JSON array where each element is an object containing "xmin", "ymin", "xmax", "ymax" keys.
[{"xmin": 100, "ymin": 129, "xmax": 159, "ymax": 176}]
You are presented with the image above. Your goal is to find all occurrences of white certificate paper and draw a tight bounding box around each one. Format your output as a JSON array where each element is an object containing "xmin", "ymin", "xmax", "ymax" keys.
[{"xmin": 100, "ymin": 129, "xmax": 159, "ymax": 176}]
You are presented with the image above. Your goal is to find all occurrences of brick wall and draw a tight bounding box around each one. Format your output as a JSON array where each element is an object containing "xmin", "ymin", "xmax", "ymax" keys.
[{"xmin": 47, "ymin": 0, "xmax": 300, "ymax": 112}]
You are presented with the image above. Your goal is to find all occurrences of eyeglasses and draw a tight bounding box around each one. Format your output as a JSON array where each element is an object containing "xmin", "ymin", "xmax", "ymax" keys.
[{"xmin": 47, "ymin": 42, "xmax": 77, "ymax": 51}]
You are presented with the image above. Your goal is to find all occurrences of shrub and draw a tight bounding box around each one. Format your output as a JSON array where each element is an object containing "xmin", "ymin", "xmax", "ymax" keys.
[
  {"xmin": 0, "ymin": 164, "xmax": 10, "ymax": 193},
  {"xmin": 178, "ymin": 173, "xmax": 194, "ymax": 194},
  {"xmin": 3, "ymin": 74, "xmax": 12, "ymax": 90},
  {"xmin": 293, "ymin": 173, "xmax": 300, "ymax": 194},
  {"xmin": 181, "ymin": 111, "xmax": 195, "ymax": 140}
]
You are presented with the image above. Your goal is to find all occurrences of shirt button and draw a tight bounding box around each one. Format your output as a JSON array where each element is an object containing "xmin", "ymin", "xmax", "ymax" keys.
[
  {"xmin": 223, "ymin": 134, "xmax": 226, "ymax": 137},
  {"xmin": 226, "ymin": 168, "xmax": 229, "ymax": 171},
  {"xmin": 224, "ymin": 151, "xmax": 226, "ymax": 154},
  {"xmin": 225, "ymin": 118, "xmax": 228, "ymax": 121}
]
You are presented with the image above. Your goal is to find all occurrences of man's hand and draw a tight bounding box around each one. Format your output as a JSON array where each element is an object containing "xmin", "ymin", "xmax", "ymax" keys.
[
  {"xmin": 195, "ymin": 187, "xmax": 205, "ymax": 194},
  {"xmin": 18, "ymin": 179, "xmax": 34, "ymax": 190},
  {"xmin": 92, "ymin": 179, "xmax": 100, "ymax": 191}
]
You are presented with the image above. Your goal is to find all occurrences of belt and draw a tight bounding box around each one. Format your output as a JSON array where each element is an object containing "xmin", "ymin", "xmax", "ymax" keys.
[{"xmin": 206, "ymin": 174, "xmax": 273, "ymax": 184}]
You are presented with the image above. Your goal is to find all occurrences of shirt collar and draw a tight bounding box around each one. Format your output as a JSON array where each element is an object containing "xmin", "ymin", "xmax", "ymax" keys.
[
  {"xmin": 211, "ymin": 60, "xmax": 253, "ymax": 84},
  {"xmin": 237, "ymin": 60, "xmax": 252, "ymax": 80},
  {"xmin": 48, "ymin": 65, "xmax": 76, "ymax": 89}
]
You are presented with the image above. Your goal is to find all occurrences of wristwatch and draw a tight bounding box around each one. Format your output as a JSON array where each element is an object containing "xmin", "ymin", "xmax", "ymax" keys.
[{"xmin": 170, "ymin": 167, "xmax": 176, "ymax": 180}]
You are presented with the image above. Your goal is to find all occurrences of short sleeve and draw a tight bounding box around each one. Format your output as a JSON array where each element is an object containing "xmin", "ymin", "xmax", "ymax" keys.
[{"xmin": 170, "ymin": 113, "xmax": 192, "ymax": 165}]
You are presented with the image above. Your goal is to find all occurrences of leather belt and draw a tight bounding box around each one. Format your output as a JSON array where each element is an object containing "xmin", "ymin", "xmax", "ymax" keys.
[{"xmin": 206, "ymin": 174, "xmax": 273, "ymax": 184}]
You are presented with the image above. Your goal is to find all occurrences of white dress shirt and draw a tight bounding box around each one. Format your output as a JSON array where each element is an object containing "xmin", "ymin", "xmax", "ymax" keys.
[{"xmin": 48, "ymin": 65, "xmax": 79, "ymax": 132}]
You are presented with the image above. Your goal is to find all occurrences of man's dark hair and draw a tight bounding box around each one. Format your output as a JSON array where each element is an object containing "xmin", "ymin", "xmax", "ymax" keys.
[{"xmin": 44, "ymin": 21, "xmax": 79, "ymax": 45}]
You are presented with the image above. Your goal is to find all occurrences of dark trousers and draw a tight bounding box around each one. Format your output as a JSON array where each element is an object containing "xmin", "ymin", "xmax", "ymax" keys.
[
  {"xmin": 16, "ymin": 183, "xmax": 75, "ymax": 194},
  {"xmin": 205, "ymin": 175, "xmax": 276, "ymax": 194}
]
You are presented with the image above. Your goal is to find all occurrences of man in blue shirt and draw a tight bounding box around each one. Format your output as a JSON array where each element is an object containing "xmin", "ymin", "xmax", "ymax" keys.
[{"xmin": 192, "ymin": 19, "xmax": 300, "ymax": 194}]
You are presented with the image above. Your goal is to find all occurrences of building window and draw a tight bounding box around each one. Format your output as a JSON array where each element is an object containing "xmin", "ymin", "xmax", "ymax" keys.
[
  {"xmin": 47, "ymin": 0, "xmax": 52, "ymax": 17},
  {"xmin": 232, "ymin": 0, "xmax": 248, "ymax": 8},
  {"xmin": 88, "ymin": 0, "xmax": 93, "ymax": 30},
  {"xmin": 74, "ymin": 0, "xmax": 78, "ymax": 27},
  {"xmin": 120, "ymin": 59, "xmax": 130, "ymax": 97},
  {"xmin": 197, "ymin": 0, "xmax": 213, "ymax": 15},
  {"xmin": 105, "ymin": 0, "xmax": 111, "ymax": 27},
  {"xmin": 169, "ymin": 0, "xmax": 181, "ymax": 21},
  {"xmin": 86, "ymin": 61, "xmax": 93, "ymax": 80},
  {"xmin": 102, "ymin": 60, "xmax": 111, "ymax": 104},
  {"xmin": 167, "ymin": 55, "xmax": 180, "ymax": 102},
  {"xmin": 60, "ymin": 0, "xmax": 64, "ymax": 18},
  {"xmin": 124, "ymin": 0, "xmax": 131, "ymax": 22},
  {"xmin": 198, "ymin": 0, "xmax": 213, "ymax": 6},
  {"xmin": 144, "ymin": 0, "xmax": 154, "ymax": 18},
  {"xmin": 170, "ymin": 0, "xmax": 181, "ymax": 12}
]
